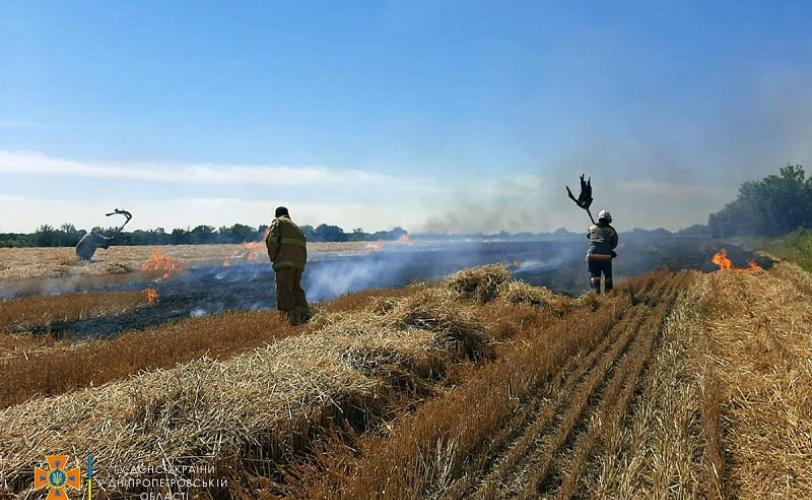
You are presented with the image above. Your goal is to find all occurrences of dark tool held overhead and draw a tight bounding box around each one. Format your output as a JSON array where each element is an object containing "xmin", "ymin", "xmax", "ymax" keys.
[
  {"xmin": 106, "ymin": 208, "xmax": 132, "ymax": 233},
  {"xmin": 566, "ymin": 174, "xmax": 595, "ymax": 224}
]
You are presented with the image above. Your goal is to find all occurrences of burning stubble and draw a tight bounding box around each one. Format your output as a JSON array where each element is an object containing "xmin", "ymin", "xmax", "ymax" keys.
[
  {"xmin": 711, "ymin": 248, "xmax": 764, "ymax": 272},
  {"xmin": 141, "ymin": 249, "xmax": 185, "ymax": 280}
]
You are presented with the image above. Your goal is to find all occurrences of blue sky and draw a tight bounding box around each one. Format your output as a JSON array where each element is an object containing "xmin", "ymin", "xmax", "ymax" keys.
[{"xmin": 2, "ymin": 1, "xmax": 812, "ymax": 232}]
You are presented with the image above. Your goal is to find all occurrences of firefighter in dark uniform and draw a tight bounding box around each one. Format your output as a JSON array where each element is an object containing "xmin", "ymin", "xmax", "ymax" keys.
[
  {"xmin": 586, "ymin": 209, "xmax": 618, "ymax": 294},
  {"xmin": 266, "ymin": 206, "xmax": 310, "ymax": 325}
]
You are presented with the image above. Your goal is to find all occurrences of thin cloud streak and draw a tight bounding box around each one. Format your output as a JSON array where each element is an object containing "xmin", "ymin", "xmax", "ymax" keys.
[
  {"xmin": 0, "ymin": 195, "xmax": 426, "ymax": 233},
  {"xmin": 0, "ymin": 151, "xmax": 440, "ymax": 190}
]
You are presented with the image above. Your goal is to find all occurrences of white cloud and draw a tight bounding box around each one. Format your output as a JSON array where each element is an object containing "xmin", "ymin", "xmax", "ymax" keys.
[
  {"xmin": 0, "ymin": 195, "xmax": 427, "ymax": 233},
  {"xmin": 0, "ymin": 151, "xmax": 737, "ymax": 234},
  {"xmin": 0, "ymin": 150, "xmax": 439, "ymax": 190},
  {"xmin": 0, "ymin": 151, "xmax": 437, "ymax": 233}
]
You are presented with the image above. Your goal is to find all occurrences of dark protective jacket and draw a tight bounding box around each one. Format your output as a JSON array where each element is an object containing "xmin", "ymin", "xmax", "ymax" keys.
[
  {"xmin": 266, "ymin": 216, "xmax": 307, "ymax": 272},
  {"xmin": 75, "ymin": 232, "xmax": 113, "ymax": 260},
  {"xmin": 586, "ymin": 222, "xmax": 618, "ymax": 261}
]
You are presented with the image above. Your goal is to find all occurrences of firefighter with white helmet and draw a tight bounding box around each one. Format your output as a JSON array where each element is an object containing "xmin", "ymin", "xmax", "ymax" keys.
[{"xmin": 586, "ymin": 209, "xmax": 618, "ymax": 293}]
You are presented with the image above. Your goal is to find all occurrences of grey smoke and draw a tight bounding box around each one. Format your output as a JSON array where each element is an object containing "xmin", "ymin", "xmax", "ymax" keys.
[{"xmin": 420, "ymin": 70, "xmax": 812, "ymax": 234}]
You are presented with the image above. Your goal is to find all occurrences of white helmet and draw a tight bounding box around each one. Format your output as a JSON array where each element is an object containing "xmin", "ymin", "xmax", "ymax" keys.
[{"xmin": 598, "ymin": 209, "xmax": 612, "ymax": 223}]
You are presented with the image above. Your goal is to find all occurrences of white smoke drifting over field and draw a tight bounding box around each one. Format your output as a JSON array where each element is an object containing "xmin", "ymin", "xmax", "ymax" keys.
[
  {"xmin": 421, "ymin": 71, "xmax": 812, "ymax": 234},
  {"xmin": 305, "ymin": 257, "xmax": 398, "ymax": 302}
]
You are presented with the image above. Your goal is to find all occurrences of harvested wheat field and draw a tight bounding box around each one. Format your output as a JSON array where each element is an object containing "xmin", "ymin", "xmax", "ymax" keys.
[
  {"xmin": 0, "ymin": 290, "xmax": 153, "ymax": 333},
  {"xmin": 1, "ymin": 262, "xmax": 811, "ymax": 498},
  {"xmin": 0, "ymin": 242, "xmax": 368, "ymax": 281}
]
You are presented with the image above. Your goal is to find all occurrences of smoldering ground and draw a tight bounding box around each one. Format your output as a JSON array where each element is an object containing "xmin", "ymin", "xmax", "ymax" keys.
[{"xmin": 16, "ymin": 237, "xmax": 769, "ymax": 338}]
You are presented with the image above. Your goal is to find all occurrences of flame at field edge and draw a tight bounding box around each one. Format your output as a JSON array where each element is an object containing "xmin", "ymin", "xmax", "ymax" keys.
[
  {"xmin": 141, "ymin": 249, "xmax": 185, "ymax": 279},
  {"xmin": 712, "ymin": 249, "xmax": 733, "ymax": 270},
  {"xmin": 711, "ymin": 248, "xmax": 764, "ymax": 273}
]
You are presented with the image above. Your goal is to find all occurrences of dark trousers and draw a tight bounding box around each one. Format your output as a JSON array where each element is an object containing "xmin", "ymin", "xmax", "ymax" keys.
[
  {"xmin": 588, "ymin": 260, "xmax": 613, "ymax": 293},
  {"xmin": 275, "ymin": 268, "xmax": 309, "ymax": 320}
]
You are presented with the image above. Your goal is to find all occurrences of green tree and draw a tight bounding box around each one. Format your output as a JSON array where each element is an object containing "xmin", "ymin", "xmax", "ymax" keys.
[
  {"xmin": 34, "ymin": 225, "xmax": 58, "ymax": 247},
  {"xmin": 313, "ymin": 224, "xmax": 347, "ymax": 242},
  {"xmin": 709, "ymin": 164, "xmax": 811, "ymax": 237},
  {"xmin": 189, "ymin": 225, "xmax": 216, "ymax": 244},
  {"xmin": 170, "ymin": 228, "xmax": 188, "ymax": 245},
  {"xmin": 229, "ymin": 223, "xmax": 256, "ymax": 242}
]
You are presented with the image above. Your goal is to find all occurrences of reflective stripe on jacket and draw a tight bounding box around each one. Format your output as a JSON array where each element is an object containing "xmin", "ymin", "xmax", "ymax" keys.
[
  {"xmin": 586, "ymin": 223, "xmax": 618, "ymax": 260},
  {"xmin": 266, "ymin": 216, "xmax": 307, "ymax": 272}
]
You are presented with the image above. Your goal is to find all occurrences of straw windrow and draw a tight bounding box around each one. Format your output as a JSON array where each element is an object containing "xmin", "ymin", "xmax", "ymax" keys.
[
  {"xmin": 0, "ymin": 279, "xmax": 495, "ymax": 496},
  {"xmin": 446, "ymin": 264, "xmax": 512, "ymax": 303}
]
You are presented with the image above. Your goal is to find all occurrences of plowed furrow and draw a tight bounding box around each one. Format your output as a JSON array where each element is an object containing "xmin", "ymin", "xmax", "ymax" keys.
[
  {"xmin": 514, "ymin": 312, "xmax": 647, "ymax": 498},
  {"xmin": 441, "ymin": 304, "xmax": 634, "ymax": 499},
  {"xmin": 463, "ymin": 307, "xmax": 645, "ymax": 499},
  {"xmin": 528, "ymin": 275, "xmax": 682, "ymax": 499},
  {"xmin": 575, "ymin": 278, "xmax": 692, "ymax": 497},
  {"xmin": 479, "ymin": 305, "xmax": 648, "ymax": 499},
  {"xmin": 555, "ymin": 310, "xmax": 663, "ymax": 499},
  {"xmin": 498, "ymin": 275, "xmax": 680, "ymax": 499}
]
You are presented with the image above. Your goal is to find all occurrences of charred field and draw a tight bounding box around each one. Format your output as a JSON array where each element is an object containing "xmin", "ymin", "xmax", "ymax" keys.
[
  {"xmin": 2, "ymin": 237, "xmax": 807, "ymax": 500},
  {"xmin": 1, "ymin": 237, "xmax": 766, "ymax": 338}
]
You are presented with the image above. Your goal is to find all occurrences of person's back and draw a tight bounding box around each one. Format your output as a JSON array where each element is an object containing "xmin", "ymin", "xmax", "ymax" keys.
[
  {"xmin": 586, "ymin": 210, "xmax": 618, "ymax": 293},
  {"xmin": 267, "ymin": 216, "xmax": 307, "ymax": 272},
  {"xmin": 75, "ymin": 231, "xmax": 113, "ymax": 260},
  {"xmin": 266, "ymin": 206, "xmax": 309, "ymax": 325},
  {"xmin": 587, "ymin": 221, "xmax": 618, "ymax": 256}
]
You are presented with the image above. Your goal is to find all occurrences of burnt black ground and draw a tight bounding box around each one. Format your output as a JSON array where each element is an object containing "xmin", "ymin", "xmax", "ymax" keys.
[{"xmin": 24, "ymin": 238, "xmax": 769, "ymax": 338}]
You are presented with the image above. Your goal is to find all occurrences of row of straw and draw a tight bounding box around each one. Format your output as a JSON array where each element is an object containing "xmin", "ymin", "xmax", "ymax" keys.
[{"xmin": 0, "ymin": 277, "xmax": 501, "ymax": 495}]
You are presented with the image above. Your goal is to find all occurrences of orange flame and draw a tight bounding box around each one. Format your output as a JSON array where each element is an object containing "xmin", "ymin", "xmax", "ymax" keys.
[
  {"xmin": 141, "ymin": 249, "xmax": 185, "ymax": 279},
  {"xmin": 747, "ymin": 260, "xmax": 764, "ymax": 271},
  {"xmin": 144, "ymin": 288, "xmax": 158, "ymax": 304},
  {"xmin": 241, "ymin": 227, "xmax": 271, "ymax": 254},
  {"xmin": 219, "ymin": 228, "xmax": 272, "ymax": 266},
  {"xmin": 711, "ymin": 249, "xmax": 733, "ymax": 270},
  {"xmin": 397, "ymin": 232, "xmax": 412, "ymax": 245},
  {"xmin": 711, "ymin": 249, "xmax": 763, "ymax": 273}
]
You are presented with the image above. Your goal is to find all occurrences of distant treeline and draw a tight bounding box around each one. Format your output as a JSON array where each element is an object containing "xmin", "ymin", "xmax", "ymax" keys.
[
  {"xmin": 0, "ymin": 223, "xmax": 409, "ymax": 248},
  {"xmin": 14, "ymin": 168, "xmax": 807, "ymax": 248},
  {"xmin": 709, "ymin": 164, "xmax": 812, "ymax": 238},
  {"xmin": 0, "ymin": 222, "xmax": 719, "ymax": 248}
]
